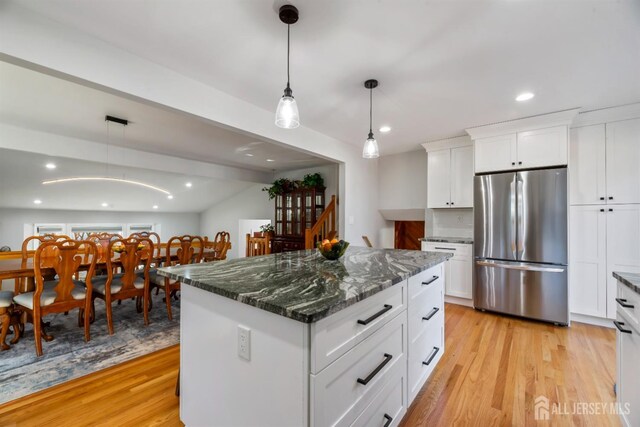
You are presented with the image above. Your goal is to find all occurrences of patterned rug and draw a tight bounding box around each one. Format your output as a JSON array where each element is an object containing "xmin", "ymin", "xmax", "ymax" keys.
[{"xmin": 0, "ymin": 293, "xmax": 180, "ymax": 405}]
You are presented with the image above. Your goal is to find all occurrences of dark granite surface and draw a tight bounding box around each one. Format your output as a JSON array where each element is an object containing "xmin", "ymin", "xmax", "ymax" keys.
[
  {"xmin": 420, "ymin": 236, "xmax": 473, "ymax": 244},
  {"xmin": 157, "ymin": 246, "xmax": 451, "ymax": 323},
  {"xmin": 613, "ymin": 272, "xmax": 640, "ymax": 296}
]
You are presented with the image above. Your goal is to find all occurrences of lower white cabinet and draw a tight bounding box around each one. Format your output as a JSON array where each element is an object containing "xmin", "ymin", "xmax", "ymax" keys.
[
  {"xmin": 616, "ymin": 282, "xmax": 640, "ymax": 427},
  {"xmin": 422, "ymin": 242, "xmax": 473, "ymax": 300},
  {"xmin": 570, "ymin": 205, "xmax": 640, "ymax": 319}
]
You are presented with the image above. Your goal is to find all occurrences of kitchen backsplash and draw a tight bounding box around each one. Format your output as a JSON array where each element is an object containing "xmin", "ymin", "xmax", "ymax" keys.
[{"xmin": 427, "ymin": 208, "xmax": 473, "ymax": 238}]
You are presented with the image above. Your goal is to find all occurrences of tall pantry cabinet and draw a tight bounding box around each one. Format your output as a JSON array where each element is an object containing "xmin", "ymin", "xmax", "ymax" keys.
[{"xmin": 569, "ymin": 118, "xmax": 640, "ymax": 319}]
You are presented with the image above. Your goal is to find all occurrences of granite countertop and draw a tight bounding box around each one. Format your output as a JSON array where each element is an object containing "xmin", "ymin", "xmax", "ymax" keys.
[
  {"xmin": 420, "ymin": 236, "xmax": 473, "ymax": 245},
  {"xmin": 613, "ymin": 272, "xmax": 640, "ymax": 295},
  {"xmin": 157, "ymin": 246, "xmax": 451, "ymax": 323}
]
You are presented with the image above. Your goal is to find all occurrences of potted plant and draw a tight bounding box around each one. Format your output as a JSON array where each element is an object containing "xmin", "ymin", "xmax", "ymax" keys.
[
  {"xmin": 301, "ymin": 173, "xmax": 324, "ymax": 189},
  {"xmin": 258, "ymin": 224, "xmax": 275, "ymax": 237},
  {"xmin": 262, "ymin": 178, "xmax": 298, "ymax": 200}
]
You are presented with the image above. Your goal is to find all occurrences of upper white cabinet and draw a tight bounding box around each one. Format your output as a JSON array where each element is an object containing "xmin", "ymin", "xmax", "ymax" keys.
[
  {"xmin": 570, "ymin": 118, "xmax": 640, "ymax": 205},
  {"xmin": 606, "ymin": 118, "xmax": 640, "ymax": 205},
  {"xmin": 474, "ymin": 126, "xmax": 568, "ymax": 173},
  {"xmin": 427, "ymin": 146, "xmax": 473, "ymax": 209}
]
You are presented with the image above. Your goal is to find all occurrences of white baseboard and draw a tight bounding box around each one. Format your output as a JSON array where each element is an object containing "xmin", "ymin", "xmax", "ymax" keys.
[
  {"xmin": 445, "ymin": 295, "xmax": 473, "ymax": 307},
  {"xmin": 570, "ymin": 312, "xmax": 614, "ymax": 328}
]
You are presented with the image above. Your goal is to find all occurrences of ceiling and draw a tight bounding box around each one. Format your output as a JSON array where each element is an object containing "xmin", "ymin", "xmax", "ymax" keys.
[
  {"xmin": 0, "ymin": 148, "xmax": 258, "ymax": 212},
  {"xmin": 11, "ymin": 0, "xmax": 640, "ymax": 155},
  {"xmin": 0, "ymin": 61, "xmax": 332, "ymax": 172}
]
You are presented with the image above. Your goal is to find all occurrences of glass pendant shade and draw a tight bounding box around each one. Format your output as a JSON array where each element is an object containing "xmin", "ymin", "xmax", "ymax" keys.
[
  {"xmin": 362, "ymin": 134, "xmax": 379, "ymax": 158},
  {"xmin": 275, "ymin": 92, "xmax": 300, "ymax": 129}
]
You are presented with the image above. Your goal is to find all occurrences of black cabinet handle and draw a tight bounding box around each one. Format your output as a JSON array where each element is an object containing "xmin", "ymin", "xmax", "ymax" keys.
[
  {"xmin": 600, "ymin": 197, "xmax": 605, "ymax": 201},
  {"xmin": 613, "ymin": 321, "xmax": 632, "ymax": 334},
  {"xmin": 609, "ymin": 196, "xmax": 614, "ymax": 200},
  {"xmin": 511, "ymin": 162, "xmax": 515, "ymax": 166},
  {"xmin": 357, "ymin": 353, "xmax": 393, "ymax": 385},
  {"xmin": 434, "ymin": 247, "xmax": 456, "ymax": 251},
  {"xmin": 357, "ymin": 305, "xmax": 392, "ymax": 325},
  {"xmin": 422, "ymin": 275, "xmax": 439, "ymax": 286},
  {"xmin": 451, "ymin": 202, "xmax": 454, "ymax": 205},
  {"xmin": 518, "ymin": 161, "xmax": 522, "ymax": 165},
  {"xmin": 616, "ymin": 298, "xmax": 635, "ymax": 309},
  {"xmin": 445, "ymin": 202, "xmax": 449, "ymax": 205},
  {"xmin": 609, "ymin": 208, "xmax": 613, "ymax": 212},
  {"xmin": 422, "ymin": 347, "xmax": 440, "ymax": 366},
  {"xmin": 422, "ymin": 307, "xmax": 440, "ymax": 321},
  {"xmin": 600, "ymin": 209, "xmax": 605, "ymax": 212},
  {"xmin": 383, "ymin": 414, "xmax": 393, "ymax": 427}
]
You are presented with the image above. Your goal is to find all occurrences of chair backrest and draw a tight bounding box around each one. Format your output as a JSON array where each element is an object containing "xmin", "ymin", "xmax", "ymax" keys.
[
  {"xmin": 87, "ymin": 233, "xmax": 123, "ymax": 263},
  {"xmin": 204, "ymin": 231, "xmax": 231, "ymax": 261},
  {"xmin": 21, "ymin": 234, "xmax": 72, "ymax": 275},
  {"xmin": 246, "ymin": 234, "xmax": 271, "ymax": 257},
  {"xmin": 166, "ymin": 235, "xmax": 204, "ymax": 267},
  {"xmin": 130, "ymin": 231, "xmax": 161, "ymax": 258},
  {"xmin": 107, "ymin": 237, "xmax": 153, "ymax": 294},
  {"xmin": 33, "ymin": 239, "xmax": 97, "ymax": 309}
]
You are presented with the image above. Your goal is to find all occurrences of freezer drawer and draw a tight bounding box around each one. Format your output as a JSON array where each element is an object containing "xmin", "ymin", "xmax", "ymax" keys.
[{"xmin": 474, "ymin": 260, "xmax": 568, "ymax": 325}]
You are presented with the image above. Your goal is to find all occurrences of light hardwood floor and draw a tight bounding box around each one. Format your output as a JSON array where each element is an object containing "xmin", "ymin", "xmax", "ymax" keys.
[{"xmin": 0, "ymin": 304, "xmax": 619, "ymax": 426}]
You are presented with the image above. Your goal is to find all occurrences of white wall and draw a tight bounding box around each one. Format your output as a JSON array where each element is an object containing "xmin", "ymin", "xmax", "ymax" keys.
[
  {"xmin": 0, "ymin": 207, "xmax": 200, "ymax": 250},
  {"xmin": 199, "ymin": 184, "xmax": 272, "ymax": 259}
]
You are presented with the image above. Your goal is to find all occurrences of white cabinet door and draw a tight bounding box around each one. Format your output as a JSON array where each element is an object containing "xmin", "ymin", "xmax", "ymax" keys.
[
  {"xmin": 450, "ymin": 146, "xmax": 473, "ymax": 208},
  {"xmin": 606, "ymin": 118, "xmax": 640, "ymax": 204},
  {"xmin": 617, "ymin": 313, "xmax": 640, "ymax": 427},
  {"xmin": 606, "ymin": 205, "xmax": 640, "ymax": 318},
  {"xmin": 569, "ymin": 125, "xmax": 606, "ymax": 205},
  {"xmin": 427, "ymin": 149, "xmax": 451, "ymax": 208},
  {"xmin": 448, "ymin": 257, "xmax": 473, "ymax": 299},
  {"xmin": 516, "ymin": 126, "xmax": 568, "ymax": 169},
  {"xmin": 474, "ymin": 134, "xmax": 516, "ymax": 173},
  {"xmin": 569, "ymin": 206, "xmax": 607, "ymax": 317}
]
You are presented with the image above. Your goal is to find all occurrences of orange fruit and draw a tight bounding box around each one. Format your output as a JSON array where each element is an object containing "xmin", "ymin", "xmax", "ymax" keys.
[
  {"xmin": 330, "ymin": 238, "xmax": 339, "ymax": 245},
  {"xmin": 322, "ymin": 239, "xmax": 330, "ymax": 245},
  {"xmin": 323, "ymin": 242, "xmax": 332, "ymax": 251}
]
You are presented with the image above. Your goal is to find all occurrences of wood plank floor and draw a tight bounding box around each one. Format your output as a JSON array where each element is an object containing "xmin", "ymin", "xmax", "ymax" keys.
[{"xmin": 0, "ymin": 304, "xmax": 618, "ymax": 426}]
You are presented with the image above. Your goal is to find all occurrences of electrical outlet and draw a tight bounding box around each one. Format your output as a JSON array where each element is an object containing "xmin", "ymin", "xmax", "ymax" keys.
[
  {"xmin": 238, "ymin": 325, "xmax": 251, "ymax": 361},
  {"xmin": 457, "ymin": 215, "xmax": 463, "ymax": 223}
]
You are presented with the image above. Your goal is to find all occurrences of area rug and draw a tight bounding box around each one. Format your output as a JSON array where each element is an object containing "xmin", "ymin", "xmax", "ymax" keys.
[{"xmin": 0, "ymin": 293, "xmax": 180, "ymax": 405}]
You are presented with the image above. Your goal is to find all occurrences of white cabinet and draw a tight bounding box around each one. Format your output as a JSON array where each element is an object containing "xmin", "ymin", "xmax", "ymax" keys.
[
  {"xmin": 606, "ymin": 118, "xmax": 640, "ymax": 205},
  {"xmin": 474, "ymin": 126, "xmax": 568, "ymax": 173},
  {"xmin": 569, "ymin": 206, "xmax": 607, "ymax": 317},
  {"xmin": 616, "ymin": 282, "xmax": 640, "ymax": 427},
  {"xmin": 422, "ymin": 242, "xmax": 473, "ymax": 300},
  {"xmin": 427, "ymin": 146, "xmax": 473, "ymax": 208},
  {"xmin": 571, "ymin": 205, "xmax": 640, "ymax": 319},
  {"xmin": 570, "ymin": 125, "xmax": 607, "ymax": 205}
]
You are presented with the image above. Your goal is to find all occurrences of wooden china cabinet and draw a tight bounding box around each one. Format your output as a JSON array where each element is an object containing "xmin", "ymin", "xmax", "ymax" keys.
[{"xmin": 272, "ymin": 187, "xmax": 325, "ymax": 253}]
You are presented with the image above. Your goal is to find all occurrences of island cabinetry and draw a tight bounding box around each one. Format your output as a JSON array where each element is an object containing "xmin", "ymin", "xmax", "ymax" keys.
[{"xmin": 407, "ymin": 264, "xmax": 445, "ymax": 403}]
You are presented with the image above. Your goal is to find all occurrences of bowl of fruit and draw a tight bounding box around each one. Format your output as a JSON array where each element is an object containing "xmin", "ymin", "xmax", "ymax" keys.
[{"xmin": 317, "ymin": 238, "xmax": 349, "ymax": 260}]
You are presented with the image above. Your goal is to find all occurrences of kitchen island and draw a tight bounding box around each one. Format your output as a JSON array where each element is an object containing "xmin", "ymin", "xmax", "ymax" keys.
[{"xmin": 158, "ymin": 247, "xmax": 451, "ymax": 427}]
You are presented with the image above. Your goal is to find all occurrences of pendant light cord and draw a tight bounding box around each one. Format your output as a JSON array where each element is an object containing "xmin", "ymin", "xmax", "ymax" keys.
[
  {"xmin": 369, "ymin": 87, "xmax": 373, "ymax": 134},
  {"xmin": 287, "ymin": 24, "xmax": 291, "ymax": 88}
]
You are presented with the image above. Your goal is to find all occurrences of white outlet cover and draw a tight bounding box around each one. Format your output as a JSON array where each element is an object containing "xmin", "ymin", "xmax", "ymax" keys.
[{"xmin": 238, "ymin": 325, "xmax": 251, "ymax": 361}]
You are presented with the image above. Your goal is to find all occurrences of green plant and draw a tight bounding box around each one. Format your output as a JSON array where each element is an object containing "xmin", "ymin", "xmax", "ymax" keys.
[
  {"xmin": 301, "ymin": 173, "xmax": 324, "ymax": 189},
  {"xmin": 259, "ymin": 224, "xmax": 275, "ymax": 234},
  {"xmin": 262, "ymin": 178, "xmax": 297, "ymax": 199}
]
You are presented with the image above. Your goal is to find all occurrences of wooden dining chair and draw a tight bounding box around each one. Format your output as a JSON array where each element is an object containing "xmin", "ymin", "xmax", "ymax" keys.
[
  {"xmin": 20, "ymin": 234, "xmax": 71, "ymax": 292},
  {"xmin": 91, "ymin": 237, "xmax": 153, "ymax": 335},
  {"xmin": 203, "ymin": 231, "xmax": 231, "ymax": 262},
  {"xmin": 13, "ymin": 239, "xmax": 98, "ymax": 356},
  {"xmin": 246, "ymin": 234, "xmax": 271, "ymax": 257},
  {"xmin": 0, "ymin": 291, "xmax": 21, "ymax": 351},
  {"xmin": 130, "ymin": 231, "xmax": 161, "ymax": 262},
  {"xmin": 150, "ymin": 235, "xmax": 204, "ymax": 321}
]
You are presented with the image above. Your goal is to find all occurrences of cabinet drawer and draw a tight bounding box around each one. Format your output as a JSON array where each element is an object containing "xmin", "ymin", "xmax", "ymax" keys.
[
  {"xmin": 408, "ymin": 277, "xmax": 444, "ymax": 344},
  {"xmin": 311, "ymin": 283, "xmax": 406, "ymax": 374},
  {"xmin": 424, "ymin": 242, "xmax": 472, "ymax": 258},
  {"xmin": 617, "ymin": 282, "xmax": 640, "ymax": 331},
  {"xmin": 311, "ymin": 312, "xmax": 407, "ymax": 427},
  {"xmin": 408, "ymin": 264, "xmax": 443, "ymax": 299},
  {"xmin": 408, "ymin": 309, "xmax": 444, "ymax": 404},
  {"xmin": 351, "ymin": 360, "xmax": 406, "ymax": 427}
]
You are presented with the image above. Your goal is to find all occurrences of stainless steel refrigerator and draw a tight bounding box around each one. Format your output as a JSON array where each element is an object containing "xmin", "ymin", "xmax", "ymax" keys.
[{"xmin": 474, "ymin": 167, "xmax": 568, "ymax": 325}]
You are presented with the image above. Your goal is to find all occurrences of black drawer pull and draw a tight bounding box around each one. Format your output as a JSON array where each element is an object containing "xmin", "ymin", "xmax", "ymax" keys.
[
  {"xmin": 609, "ymin": 196, "xmax": 614, "ymax": 200},
  {"xmin": 422, "ymin": 307, "xmax": 440, "ymax": 321},
  {"xmin": 616, "ymin": 298, "xmax": 635, "ymax": 309},
  {"xmin": 357, "ymin": 353, "xmax": 393, "ymax": 385},
  {"xmin": 421, "ymin": 276, "xmax": 439, "ymax": 286},
  {"xmin": 600, "ymin": 197, "xmax": 605, "ymax": 200},
  {"xmin": 613, "ymin": 321, "xmax": 632, "ymax": 334},
  {"xmin": 422, "ymin": 347, "xmax": 440, "ymax": 366},
  {"xmin": 434, "ymin": 247, "xmax": 456, "ymax": 251},
  {"xmin": 357, "ymin": 305, "xmax": 392, "ymax": 325},
  {"xmin": 383, "ymin": 414, "xmax": 393, "ymax": 427}
]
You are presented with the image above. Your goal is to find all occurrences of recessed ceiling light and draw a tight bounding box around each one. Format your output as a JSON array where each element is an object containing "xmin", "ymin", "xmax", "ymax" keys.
[
  {"xmin": 101, "ymin": 202, "xmax": 108, "ymax": 207},
  {"xmin": 516, "ymin": 92, "xmax": 535, "ymax": 102},
  {"xmin": 152, "ymin": 205, "xmax": 159, "ymax": 210},
  {"xmin": 45, "ymin": 163, "xmax": 56, "ymax": 170},
  {"xmin": 379, "ymin": 126, "xmax": 391, "ymax": 133},
  {"xmin": 245, "ymin": 153, "xmax": 254, "ymax": 157},
  {"xmin": 266, "ymin": 159, "xmax": 275, "ymax": 162},
  {"xmin": 33, "ymin": 199, "xmax": 42, "ymax": 205},
  {"xmin": 167, "ymin": 195, "xmax": 174, "ymax": 200},
  {"xmin": 185, "ymin": 182, "xmax": 192, "ymax": 188}
]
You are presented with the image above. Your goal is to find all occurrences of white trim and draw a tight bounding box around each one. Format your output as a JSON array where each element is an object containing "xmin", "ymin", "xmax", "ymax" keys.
[
  {"xmin": 421, "ymin": 135, "xmax": 472, "ymax": 153},
  {"xmin": 465, "ymin": 108, "xmax": 581, "ymax": 140},
  {"xmin": 445, "ymin": 295, "xmax": 474, "ymax": 308},
  {"xmin": 570, "ymin": 312, "xmax": 615, "ymax": 328},
  {"xmin": 570, "ymin": 102, "xmax": 640, "ymax": 128}
]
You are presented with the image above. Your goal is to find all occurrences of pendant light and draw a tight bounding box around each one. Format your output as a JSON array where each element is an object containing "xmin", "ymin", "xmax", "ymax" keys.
[
  {"xmin": 362, "ymin": 79, "xmax": 380, "ymax": 158},
  {"xmin": 275, "ymin": 5, "xmax": 300, "ymax": 129}
]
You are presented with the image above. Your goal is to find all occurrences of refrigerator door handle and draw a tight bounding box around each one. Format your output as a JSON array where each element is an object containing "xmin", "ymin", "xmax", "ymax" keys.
[
  {"xmin": 476, "ymin": 260, "xmax": 565, "ymax": 273},
  {"xmin": 510, "ymin": 178, "xmax": 517, "ymax": 258},
  {"xmin": 516, "ymin": 177, "xmax": 525, "ymax": 259}
]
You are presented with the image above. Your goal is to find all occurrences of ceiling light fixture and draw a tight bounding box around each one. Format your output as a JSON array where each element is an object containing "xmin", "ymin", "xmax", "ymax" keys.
[
  {"xmin": 33, "ymin": 199, "xmax": 42, "ymax": 205},
  {"xmin": 185, "ymin": 182, "xmax": 192, "ymax": 188},
  {"xmin": 42, "ymin": 177, "xmax": 171, "ymax": 195},
  {"xmin": 101, "ymin": 202, "xmax": 109, "ymax": 207},
  {"xmin": 363, "ymin": 79, "xmax": 380, "ymax": 159},
  {"xmin": 245, "ymin": 153, "xmax": 254, "ymax": 157},
  {"xmin": 266, "ymin": 159, "xmax": 275, "ymax": 162},
  {"xmin": 167, "ymin": 195, "xmax": 174, "ymax": 200},
  {"xmin": 516, "ymin": 92, "xmax": 535, "ymax": 102},
  {"xmin": 275, "ymin": 5, "xmax": 300, "ymax": 129},
  {"xmin": 152, "ymin": 205, "xmax": 159, "ymax": 210},
  {"xmin": 379, "ymin": 126, "xmax": 391, "ymax": 133},
  {"xmin": 45, "ymin": 163, "xmax": 57, "ymax": 169}
]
